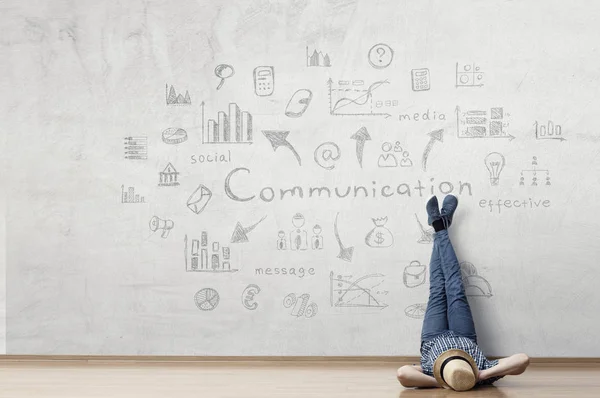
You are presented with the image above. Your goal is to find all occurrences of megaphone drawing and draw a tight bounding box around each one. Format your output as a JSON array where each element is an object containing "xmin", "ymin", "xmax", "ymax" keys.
[{"xmin": 149, "ymin": 216, "xmax": 174, "ymax": 238}]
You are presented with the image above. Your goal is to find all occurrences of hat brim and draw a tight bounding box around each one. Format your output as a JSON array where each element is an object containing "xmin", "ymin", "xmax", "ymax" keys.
[{"xmin": 433, "ymin": 349, "xmax": 478, "ymax": 390}]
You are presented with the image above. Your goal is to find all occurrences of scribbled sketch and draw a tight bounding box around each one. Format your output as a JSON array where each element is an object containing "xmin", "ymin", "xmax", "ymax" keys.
[
  {"xmin": 283, "ymin": 293, "xmax": 318, "ymax": 318},
  {"xmin": 535, "ymin": 121, "xmax": 566, "ymax": 141},
  {"xmin": 330, "ymin": 271, "xmax": 388, "ymax": 309},
  {"xmin": 186, "ymin": 184, "xmax": 212, "ymax": 215},
  {"xmin": 242, "ymin": 284, "xmax": 261, "ymax": 310},
  {"xmin": 149, "ymin": 216, "xmax": 174, "ymax": 238},
  {"xmin": 484, "ymin": 152, "xmax": 506, "ymax": 186},
  {"xmin": 365, "ymin": 217, "xmax": 394, "ymax": 248},
  {"xmin": 253, "ymin": 66, "xmax": 274, "ymax": 96},
  {"xmin": 368, "ymin": 43, "xmax": 394, "ymax": 69},
  {"xmin": 455, "ymin": 62, "xmax": 484, "ymax": 87},
  {"xmin": 314, "ymin": 142, "xmax": 341, "ymax": 170},
  {"xmin": 194, "ymin": 288, "xmax": 220, "ymax": 311},
  {"xmin": 161, "ymin": 128, "xmax": 188, "ymax": 145},
  {"xmin": 311, "ymin": 225, "xmax": 324, "ymax": 250},
  {"xmin": 201, "ymin": 102, "xmax": 253, "ymax": 145},
  {"xmin": 184, "ymin": 234, "xmax": 238, "ymax": 273},
  {"xmin": 455, "ymin": 106, "xmax": 514, "ymax": 140},
  {"xmin": 415, "ymin": 214, "xmax": 434, "ymax": 244},
  {"xmin": 285, "ymin": 89, "xmax": 313, "ymax": 118},
  {"xmin": 215, "ymin": 64, "xmax": 235, "ymax": 90},
  {"xmin": 124, "ymin": 136, "xmax": 147, "ymax": 160},
  {"xmin": 350, "ymin": 127, "xmax": 371, "ymax": 168},
  {"xmin": 460, "ymin": 262, "xmax": 493, "ymax": 298},
  {"xmin": 166, "ymin": 84, "xmax": 191, "ymax": 105},
  {"xmin": 158, "ymin": 162, "xmax": 180, "ymax": 187},
  {"xmin": 404, "ymin": 261, "xmax": 427, "ymax": 288},
  {"xmin": 231, "ymin": 216, "xmax": 267, "ymax": 243},
  {"xmin": 306, "ymin": 46, "xmax": 331, "ymax": 67},
  {"xmin": 519, "ymin": 156, "xmax": 551, "ymax": 186},
  {"xmin": 328, "ymin": 78, "xmax": 391, "ymax": 117},
  {"xmin": 121, "ymin": 185, "xmax": 145, "ymax": 203},
  {"xmin": 378, "ymin": 142, "xmax": 398, "ymax": 167},
  {"xmin": 405, "ymin": 303, "xmax": 427, "ymax": 319},
  {"xmin": 290, "ymin": 213, "xmax": 308, "ymax": 251},
  {"xmin": 334, "ymin": 212, "xmax": 354, "ymax": 262},
  {"xmin": 422, "ymin": 129, "xmax": 444, "ymax": 171},
  {"xmin": 411, "ymin": 68, "xmax": 431, "ymax": 91},
  {"xmin": 262, "ymin": 130, "xmax": 302, "ymax": 165}
]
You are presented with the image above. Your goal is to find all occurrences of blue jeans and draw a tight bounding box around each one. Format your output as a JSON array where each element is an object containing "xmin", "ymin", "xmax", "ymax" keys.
[{"xmin": 421, "ymin": 229, "xmax": 477, "ymax": 345}]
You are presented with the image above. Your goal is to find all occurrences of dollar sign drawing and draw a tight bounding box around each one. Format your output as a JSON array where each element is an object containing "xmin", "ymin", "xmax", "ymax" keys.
[{"xmin": 375, "ymin": 231, "xmax": 385, "ymax": 245}]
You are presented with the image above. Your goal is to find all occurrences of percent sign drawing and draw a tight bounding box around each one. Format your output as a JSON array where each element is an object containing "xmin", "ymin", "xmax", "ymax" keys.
[{"xmin": 283, "ymin": 293, "xmax": 318, "ymax": 318}]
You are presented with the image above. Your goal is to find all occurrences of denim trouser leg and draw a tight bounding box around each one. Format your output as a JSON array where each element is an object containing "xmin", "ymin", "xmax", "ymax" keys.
[
  {"xmin": 435, "ymin": 229, "xmax": 478, "ymax": 343},
  {"xmin": 420, "ymin": 233, "xmax": 448, "ymax": 344}
]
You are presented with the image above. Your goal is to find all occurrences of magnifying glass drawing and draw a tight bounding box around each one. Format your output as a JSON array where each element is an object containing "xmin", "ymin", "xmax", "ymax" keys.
[{"xmin": 215, "ymin": 64, "xmax": 235, "ymax": 90}]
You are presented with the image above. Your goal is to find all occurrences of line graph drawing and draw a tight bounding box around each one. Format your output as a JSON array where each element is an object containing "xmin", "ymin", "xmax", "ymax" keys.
[
  {"xmin": 328, "ymin": 79, "xmax": 391, "ymax": 118},
  {"xmin": 330, "ymin": 271, "xmax": 388, "ymax": 309}
]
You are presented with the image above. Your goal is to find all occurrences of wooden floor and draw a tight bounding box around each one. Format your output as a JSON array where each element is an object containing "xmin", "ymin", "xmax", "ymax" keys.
[{"xmin": 0, "ymin": 360, "xmax": 599, "ymax": 397}]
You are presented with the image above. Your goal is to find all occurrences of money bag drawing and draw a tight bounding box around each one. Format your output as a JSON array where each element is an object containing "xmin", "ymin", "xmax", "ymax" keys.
[{"xmin": 365, "ymin": 217, "xmax": 394, "ymax": 248}]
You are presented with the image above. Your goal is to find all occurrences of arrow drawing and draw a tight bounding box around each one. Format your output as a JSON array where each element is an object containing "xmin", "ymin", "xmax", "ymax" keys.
[
  {"xmin": 334, "ymin": 212, "xmax": 354, "ymax": 262},
  {"xmin": 422, "ymin": 129, "xmax": 444, "ymax": 171},
  {"xmin": 262, "ymin": 130, "xmax": 302, "ymax": 165},
  {"xmin": 231, "ymin": 215, "xmax": 267, "ymax": 243},
  {"xmin": 350, "ymin": 126, "xmax": 371, "ymax": 168}
]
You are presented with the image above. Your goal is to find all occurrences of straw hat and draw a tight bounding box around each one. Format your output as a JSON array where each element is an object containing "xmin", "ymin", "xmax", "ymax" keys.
[{"xmin": 433, "ymin": 349, "xmax": 478, "ymax": 391}]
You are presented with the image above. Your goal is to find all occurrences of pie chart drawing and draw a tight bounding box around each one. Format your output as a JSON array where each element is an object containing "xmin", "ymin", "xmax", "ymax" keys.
[
  {"xmin": 194, "ymin": 288, "xmax": 220, "ymax": 311},
  {"xmin": 162, "ymin": 128, "xmax": 188, "ymax": 145}
]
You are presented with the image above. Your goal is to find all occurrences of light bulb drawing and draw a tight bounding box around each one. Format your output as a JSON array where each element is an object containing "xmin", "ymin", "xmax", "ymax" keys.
[{"xmin": 484, "ymin": 152, "xmax": 506, "ymax": 186}]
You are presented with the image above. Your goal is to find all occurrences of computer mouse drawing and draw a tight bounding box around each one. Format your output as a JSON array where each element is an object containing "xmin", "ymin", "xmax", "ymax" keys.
[{"xmin": 285, "ymin": 89, "xmax": 313, "ymax": 118}]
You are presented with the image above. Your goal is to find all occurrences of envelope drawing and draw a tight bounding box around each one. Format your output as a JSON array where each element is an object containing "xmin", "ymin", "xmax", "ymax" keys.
[{"xmin": 187, "ymin": 184, "xmax": 212, "ymax": 214}]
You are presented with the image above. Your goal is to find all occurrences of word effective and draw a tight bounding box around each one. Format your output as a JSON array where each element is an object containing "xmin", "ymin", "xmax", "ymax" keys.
[
  {"xmin": 479, "ymin": 198, "xmax": 551, "ymax": 213},
  {"xmin": 224, "ymin": 168, "xmax": 473, "ymax": 203}
]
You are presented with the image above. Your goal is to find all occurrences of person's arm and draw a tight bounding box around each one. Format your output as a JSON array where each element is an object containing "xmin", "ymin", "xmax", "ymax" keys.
[
  {"xmin": 479, "ymin": 353, "xmax": 530, "ymax": 381},
  {"xmin": 396, "ymin": 365, "xmax": 440, "ymax": 388}
]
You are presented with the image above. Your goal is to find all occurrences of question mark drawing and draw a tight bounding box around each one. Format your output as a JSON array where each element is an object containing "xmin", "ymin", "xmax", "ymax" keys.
[{"xmin": 368, "ymin": 43, "xmax": 394, "ymax": 69}]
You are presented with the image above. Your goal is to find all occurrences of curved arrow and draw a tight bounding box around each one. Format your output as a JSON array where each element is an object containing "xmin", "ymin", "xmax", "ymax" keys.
[
  {"xmin": 422, "ymin": 129, "xmax": 444, "ymax": 171},
  {"xmin": 262, "ymin": 130, "xmax": 302, "ymax": 165},
  {"xmin": 350, "ymin": 127, "xmax": 371, "ymax": 168}
]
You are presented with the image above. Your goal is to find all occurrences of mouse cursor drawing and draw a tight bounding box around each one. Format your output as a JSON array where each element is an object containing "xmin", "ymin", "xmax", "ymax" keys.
[
  {"xmin": 350, "ymin": 126, "xmax": 371, "ymax": 168},
  {"xmin": 422, "ymin": 129, "xmax": 444, "ymax": 172},
  {"xmin": 262, "ymin": 130, "xmax": 302, "ymax": 165}
]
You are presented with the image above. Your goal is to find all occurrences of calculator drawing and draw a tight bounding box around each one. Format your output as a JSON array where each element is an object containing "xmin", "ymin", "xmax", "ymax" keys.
[
  {"xmin": 411, "ymin": 68, "xmax": 430, "ymax": 91},
  {"xmin": 253, "ymin": 66, "xmax": 275, "ymax": 96}
]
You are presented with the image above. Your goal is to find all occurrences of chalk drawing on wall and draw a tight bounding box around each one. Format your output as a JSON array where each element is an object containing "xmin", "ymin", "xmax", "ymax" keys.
[
  {"xmin": 231, "ymin": 216, "xmax": 267, "ymax": 243},
  {"xmin": 158, "ymin": 163, "xmax": 180, "ymax": 187},
  {"xmin": 460, "ymin": 262, "xmax": 493, "ymax": 298},
  {"xmin": 194, "ymin": 288, "xmax": 220, "ymax": 311},
  {"xmin": 253, "ymin": 66, "xmax": 274, "ymax": 96},
  {"xmin": 403, "ymin": 261, "xmax": 427, "ymax": 288},
  {"xmin": 329, "ymin": 271, "xmax": 388, "ymax": 309},
  {"xmin": 405, "ymin": 303, "xmax": 427, "ymax": 319},
  {"xmin": 368, "ymin": 43, "xmax": 394, "ymax": 69},
  {"xmin": 334, "ymin": 212, "xmax": 354, "ymax": 262},
  {"xmin": 306, "ymin": 46, "xmax": 331, "ymax": 67},
  {"xmin": 328, "ymin": 78, "xmax": 391, "ymax": 118},
  {"xmin": 166, "ymin": 84, "xmax": 191, "ymax": 105},
  {"xmin": 149, "ymin": 216, "xmax": 174, "ymax": 238},
  {"xmin": 415, "ymin": 214, "xmax": 434, "ymax": 244},
  {"xmin": 283, "ymin": 293, "xmax": 318, "ymax": 318},
  {"xmin": 421, "ymin": 129, "xmax": 444, "ymax": 172},
  {"xmin": 285, "ymin": 89, "xmax": 313, "ymax": 118},
  {"xmin": 411, "ymin": 68, "xmax": 431, "ymax": 91},
  {"xmin": 519, "ymin": 156, "xmax": 551, "ymax": 186},
  {"xmin": 455, "ymin": 62, "xmax": 484, "ymax": 88},
  {"xmin": 350, "ymin": 127, "xmax": 371, "ymax": 168},
  {"xmin": 201, "ymin": 102, "xmax": 253, "ymax": 145},
  {"xmin": 378, "ymin": 142, "xmax": 398, "ymax": 168},
  {"xmin": 484, "ymin": 152, "xmax": 506, "ymax": 186},
  {"xmin": 161, "ymin": 128, "xmax": 188, "ymax": 145},
  {"xmin": 184, "ymin": 234, "xmax": 238, "ymax": 273},
  {"xmin": 455, "ymin": 106, "xmax": 514, "ymax": 140},
  {"xmin": 314, "ymin": 142, "xmax": 341, "ymax": 170},
  {"xmin": 535, "ymin": 121, "xmax": 566, "ymax": 141},
  {"xmin": 277, "ymin": 214, "xmax": 324, "ymax": 251},
  {"xmin": 311, "ymin": 225, "xmax": 324, "ymax": 250},
  {"xmin": 124, "ymin": 136, "xmax": 147, "ymax": 160},
  {"xmin": 365, "ymin": 217, "xmax": 394, "ymax": 248},
  {"xmin": 186, "ymin": 184, "xmax": 212, "ymax": 215},
  {"xmin": 242, "ymin": 284, "xmax": 261, "ymax": 310},
  {"xmin": 121, "ymin": 185, "xmax": 145, "ymax": 204},
  {"xmin": 262, "ymin": 130, "xmax": 302, "ymax": 165},
  {"xmin": 214, "ymin": 64, "xmax": 235, "ymax": 90}
]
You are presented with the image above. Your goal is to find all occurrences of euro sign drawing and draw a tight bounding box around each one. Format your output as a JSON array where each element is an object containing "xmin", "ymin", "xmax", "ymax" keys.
[{"xmin": 365, "ymin": 217, "xmax": 394, "ymax": 248}]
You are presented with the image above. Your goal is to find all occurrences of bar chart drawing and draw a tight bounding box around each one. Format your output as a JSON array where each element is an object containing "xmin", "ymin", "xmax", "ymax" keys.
[
  {"xmin": 124, "ymin": 136, "xmax": 147, "ymax": 160},
  {"xmin": 184, "ymin": 233, "xmax": 238, "ymax": 273},
  {"xmin": 201, "ymin": 101, "xmax": 253, "ymax": 145},
  {"xmin": 535, "ymin": 120, "xmax": 566, "ymax": 141},
  {"xmin": 121, "ymin": 185, "xmax": 146, "ymax": 203},
  {"xmin": 455, "ymin": 106, "xmax": 514, "ymax": 140}
]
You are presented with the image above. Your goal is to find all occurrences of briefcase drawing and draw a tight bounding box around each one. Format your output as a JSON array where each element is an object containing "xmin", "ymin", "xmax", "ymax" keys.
[
  {"xmin": 187, "ymin": 184, "xmax": 212, "ymax": 214},
  {"xmin": 403, "ymin": 261, "xmax": 427, "ymax": 288}
]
